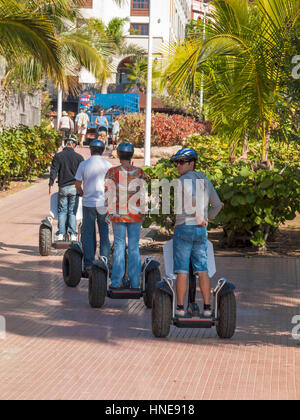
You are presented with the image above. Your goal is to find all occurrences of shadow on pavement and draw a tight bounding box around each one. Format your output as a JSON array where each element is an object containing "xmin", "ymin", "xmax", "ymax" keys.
[{"xmin": 0, "ymin": 253, "xmax": 299, "ymax": 348}]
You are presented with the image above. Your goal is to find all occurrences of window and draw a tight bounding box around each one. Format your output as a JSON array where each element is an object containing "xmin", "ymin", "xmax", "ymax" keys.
[
  {"xmin": 131, "ymin": 0, "xmax": 149, "ymax": 16},
  {"xmin": 79, "ymin": 0, "xmax": 93, "ymax": 8},
  {"xmin": 130, "ymin": 23, "xmax": 149, "ymax": 36}
]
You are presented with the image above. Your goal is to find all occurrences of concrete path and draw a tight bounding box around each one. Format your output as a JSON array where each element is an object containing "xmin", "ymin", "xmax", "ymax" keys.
[{"xmin": 0, "ymin": 147, "xmax": 299, "ymax": 400}]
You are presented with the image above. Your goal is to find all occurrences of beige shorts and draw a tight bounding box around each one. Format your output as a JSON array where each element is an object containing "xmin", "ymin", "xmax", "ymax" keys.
[{"xmin": 78, "ymin": 127, "xmax": 87, "ymax": 135}]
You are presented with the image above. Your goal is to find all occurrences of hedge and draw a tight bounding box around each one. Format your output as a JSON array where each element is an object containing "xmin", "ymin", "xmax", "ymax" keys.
[
  {"xmin": 118, "ymin": 113, "xmax": 209, "ymax": 147},
  {"xmin": 0, "ymin": 126, "xmax": 60, "ymax": 191}
]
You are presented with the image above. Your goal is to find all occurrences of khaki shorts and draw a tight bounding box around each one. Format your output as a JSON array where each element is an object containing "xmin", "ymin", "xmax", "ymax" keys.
[{"xmin": 78, "ymin": 127, "xmax": 87, "ymax": 135}]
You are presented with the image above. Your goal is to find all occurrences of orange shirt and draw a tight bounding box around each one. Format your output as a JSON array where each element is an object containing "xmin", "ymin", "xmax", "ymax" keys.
[{"xmin": 105, "ymin": 165, "xmax": 146, "ymax": 223}]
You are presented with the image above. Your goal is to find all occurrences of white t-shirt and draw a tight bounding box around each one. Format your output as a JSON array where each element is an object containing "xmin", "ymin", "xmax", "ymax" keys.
[
  {"xmin": 60, "ymin": 116, "xmax": 72, "ymax": 129},
  {"xmin": 75, "ymin": 156, "xmax": 113, "ymax": 208}
]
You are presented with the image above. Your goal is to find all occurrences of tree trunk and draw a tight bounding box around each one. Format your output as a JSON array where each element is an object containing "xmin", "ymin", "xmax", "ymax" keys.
[
  {"xmin": 264, "ymin": 122, "xmax": 271, "ymax": 161},
  {"xmin": 0, "ymin": 57, "xmax": 8, "ymax": 131},
  {"xmin": 241, "ymin": 134, "xmax": 249, "ymax": 159},
  {"xmin": 229, "ymin": 142, "xmax": 236, "ymax": 162},
  {"xmin": 0, "ymin": 80, "xmax": 9, "ymax": 131}
]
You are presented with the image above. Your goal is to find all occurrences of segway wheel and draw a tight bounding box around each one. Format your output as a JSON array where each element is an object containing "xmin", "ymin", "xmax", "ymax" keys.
[
  {"xmin": 144, "ymin": 268, "xmax": 161, "ymax": 309},
  {"xmin": 152, "ymin": 288, "xmax": 172, "ymax": 338},
  {"xmin": 88, "ymin": 268, "xmax": 107, "ymax": 308},
  {"xmin": 62, "ymin": 249, "xmax": 82, "ymax": 288},
  {"xmin": 216, "ymin": 292, "xmax": 236, "ymax": 339},
  {"xmin": 39, "ymin": 225, "xmax": 52, "ymax": 256}
]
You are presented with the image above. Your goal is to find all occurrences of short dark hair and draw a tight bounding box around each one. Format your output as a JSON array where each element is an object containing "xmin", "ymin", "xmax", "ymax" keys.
[
  {"xmin": 90, "ymin": 147, "xmax": 104, "ymax": 156},
  {"xmin": 118, "ymin": 151, "xmax": 132, "ymax": 161}
]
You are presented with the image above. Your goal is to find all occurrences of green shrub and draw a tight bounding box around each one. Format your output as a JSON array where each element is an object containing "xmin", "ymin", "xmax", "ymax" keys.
[
  {"xmin": 213, "ymin": 164, "xmax": 300, "ymax": 248},
  {"xmin": 0, "ymin": 126, "xmax": 59, "ymax": 190}
]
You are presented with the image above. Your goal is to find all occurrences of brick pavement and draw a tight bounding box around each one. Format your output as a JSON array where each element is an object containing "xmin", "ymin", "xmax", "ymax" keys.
[{"xmin": 0, "ymin": 146, "xmax": 299, "ymax": 400}]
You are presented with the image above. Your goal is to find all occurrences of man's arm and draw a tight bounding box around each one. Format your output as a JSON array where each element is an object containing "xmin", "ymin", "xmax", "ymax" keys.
[
  {"xmin": 49, "ymin": 154, "xmax": 59, "ymax": 194},
  {"xmin": 208, "ymin": 181, "xmax": 223, "ymax": 220},
  {"xmin": 75, "ymin": 162, "xmax": 84, "ymax": 196},
  {"xmin": 75, "ymin": 180, "xmax": 83, "ymax": 197}
]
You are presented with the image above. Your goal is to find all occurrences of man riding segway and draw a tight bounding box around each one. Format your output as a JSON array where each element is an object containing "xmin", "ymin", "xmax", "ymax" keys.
[
  {"xmin": 152, "ymin": 148, "xmax": 236, "ymax": 340},
  {"xmin": 87, "ymin": 142, "xmax": 161, "ymax": 309},
  {"xmin": 75, "ymin": 139, "xmax": 112, "ymax": 275},
  {"xmin": 170, "ymin": 148, "xmax": 223, "ymax": 317},
  {"xmin": 48, "ymin": 135, "xmax": 84, "ymax": 242}
]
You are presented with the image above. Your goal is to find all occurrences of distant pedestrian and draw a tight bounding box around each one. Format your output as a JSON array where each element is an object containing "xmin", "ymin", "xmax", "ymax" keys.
[
  {"xmin": 112, "ymin": 117, "xmax": 120, "ymax": 150},
  {"xmin": 76, "ymin": 108, "xmax": 90, "ymax": 148},
  {"xmin": 59, "ymin": 111, "xmax": 73, "ymax": 147},
  {"xmin": 68, "ymin": 112, "xmax": 75, "ymax": 133}
]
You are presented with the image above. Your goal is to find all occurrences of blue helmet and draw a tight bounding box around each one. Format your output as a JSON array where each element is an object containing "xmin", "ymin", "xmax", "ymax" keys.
[
  {"xmin": 170, "ymin": 148, "xmax": 198, "ymax": 164},
  {"xmin": 90, "ymin": 139, "xmax": 105, "ymax": 155},
  {"xmin": 117, "ymin": 142, "xmax": 134, "ymax": 160},
  {"xmin": 117, "ymin": 142, "xmax": 134, "ymax": 154},
  {"xmin": 90, "ymin": 139, "xmax": 105, "ymax": 149}
]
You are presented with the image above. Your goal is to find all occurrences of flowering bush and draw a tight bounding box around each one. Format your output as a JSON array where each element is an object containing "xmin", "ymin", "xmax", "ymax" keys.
[
  {"xmin": 0, "ymin": 126, "xmax": 60, "ymax": 190},
  {"xmin": 41, "ymin": 89, "xmax": 53, "ymax": 126},
  {"xmin": 119, "ymin": 113, "xmax": 208, "ymax": 147}
]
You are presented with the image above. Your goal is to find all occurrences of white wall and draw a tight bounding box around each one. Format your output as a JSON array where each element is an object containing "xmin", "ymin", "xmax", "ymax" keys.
[
  {"xmin": 79, "ymin": 0, "xmax": 192, "ymax": 84},
  {"xmin": 80, "ymin": 0, "xmax": 191, "ymax": 44}
]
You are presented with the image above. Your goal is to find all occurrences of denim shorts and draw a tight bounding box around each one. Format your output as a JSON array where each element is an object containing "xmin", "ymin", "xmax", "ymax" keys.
[{"xmin": 173, "ymin": 224, "xmax": 208, "ymax": 274}]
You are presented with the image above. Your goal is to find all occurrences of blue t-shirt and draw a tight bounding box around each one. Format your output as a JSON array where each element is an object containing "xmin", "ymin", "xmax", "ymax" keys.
[{"xmin": 95, "ymin": 116, "xmax": 108, "ymax": 128}]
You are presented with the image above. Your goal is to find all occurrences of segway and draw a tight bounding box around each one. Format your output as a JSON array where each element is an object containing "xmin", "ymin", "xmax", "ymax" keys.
[
  {"xmin": 39, "ymin": 192, "xmax": 83, "ymax": 256},
  {"xmin": 152, "ymin": 240, "xmax": 236, "ymax": 339},
  {"xmin": 62, "ymin": 227, "xmax": 97, "ymax": 288},
  {"xmin": 88, "ymin": 251, "xmax": 161, "ymax": 309}
]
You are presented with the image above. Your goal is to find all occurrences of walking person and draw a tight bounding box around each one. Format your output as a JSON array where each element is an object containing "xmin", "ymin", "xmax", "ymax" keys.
[
  {"xmin": 58, "ymin": 111, "xmax": 73, "ymax": 147},
  {"xmin": 75, "ymin": 140, "xmax": 112, "ymax": 274},
  {"xmin": 170, "ymin": 148, "xmax": 223, "ymax": 317},
  {"xmin": 111, "ymin": 116, "xmax": 120, "ymax": 150},
  {"xmin": 105, "ymin": 142, "xmax": 146, "ymax": 290},
  {"xmin": 76, "ymin": 108, "xmax": 90, "ymax": 148},
  {"xmin": 49, "ymin": 137, "xmax": 84, "ymax": 241},
  {"xmin": 68, "ymin": 112, "xmax": 75, "ymax": 134}
]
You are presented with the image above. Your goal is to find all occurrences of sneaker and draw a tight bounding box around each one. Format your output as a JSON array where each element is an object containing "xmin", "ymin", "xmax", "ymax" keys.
[
  {"xmin": 175, "ymin": 307, "xmax": 185, "ymax": 317},
  {"xmin": 56, "ymin": 234, "xmax": 64, "ymax": 241},
  {"xmin": 203, "ymin": 309, "xmax": 212, "ymax": 318},
  {"xmin": 70, "ymin": 234, "xmax": 77, "ymax": 242}
]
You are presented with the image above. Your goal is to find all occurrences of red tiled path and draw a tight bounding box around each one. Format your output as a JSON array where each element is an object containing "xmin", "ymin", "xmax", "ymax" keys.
[{"xmin": 0, "ymin": 147, "xmax": 299, "ymax": 400}]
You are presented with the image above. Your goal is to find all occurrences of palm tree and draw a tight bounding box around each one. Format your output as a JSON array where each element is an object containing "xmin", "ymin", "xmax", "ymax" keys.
[
  {"xmin": 160, "ymin": 0, "xmax": 299, "ymax": 161},
  {"xmin": 1, "ymin": 0, "xmax": 130, "ymax": 91},
  {"xmin": 0, "ymin": 0, "xmax": 65, "ymax": 128},
  {"xmin": 125, "ymin": 59, "xmax": 148, "ymax": 92},
  {"xmin": 0, "ymin": 0, "xmax": 63, "ymax": 83},
  {"xmin": 0, "ymin": 0, "xmax": 138, "ymax": 128}
]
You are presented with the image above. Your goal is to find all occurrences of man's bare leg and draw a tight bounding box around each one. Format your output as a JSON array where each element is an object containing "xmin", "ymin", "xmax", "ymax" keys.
[
  {"xmin": 79, "ymin": 134, "xmax": 84, "ymax": 148},
  {"xmin": 197, "ymin": 272, "xmax": 211, "ymax": 305},
  {"xmin": 176, "ymin": 273, "xmax": 188, "ymax": 306}
]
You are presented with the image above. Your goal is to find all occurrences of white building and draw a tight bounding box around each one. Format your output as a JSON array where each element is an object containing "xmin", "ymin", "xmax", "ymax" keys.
[
  {"xmin": 79, "ymin": 0, "xmax": 192, "ymax": 89},
  {"xmin": 191, "ymin": 0, "xmax": 213, "ymax": 21}
]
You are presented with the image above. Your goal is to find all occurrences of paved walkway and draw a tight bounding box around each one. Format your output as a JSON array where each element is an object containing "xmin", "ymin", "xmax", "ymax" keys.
[{"xmin": 0, "ymin": 147, "xmax": 299, "ymax": 400}]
